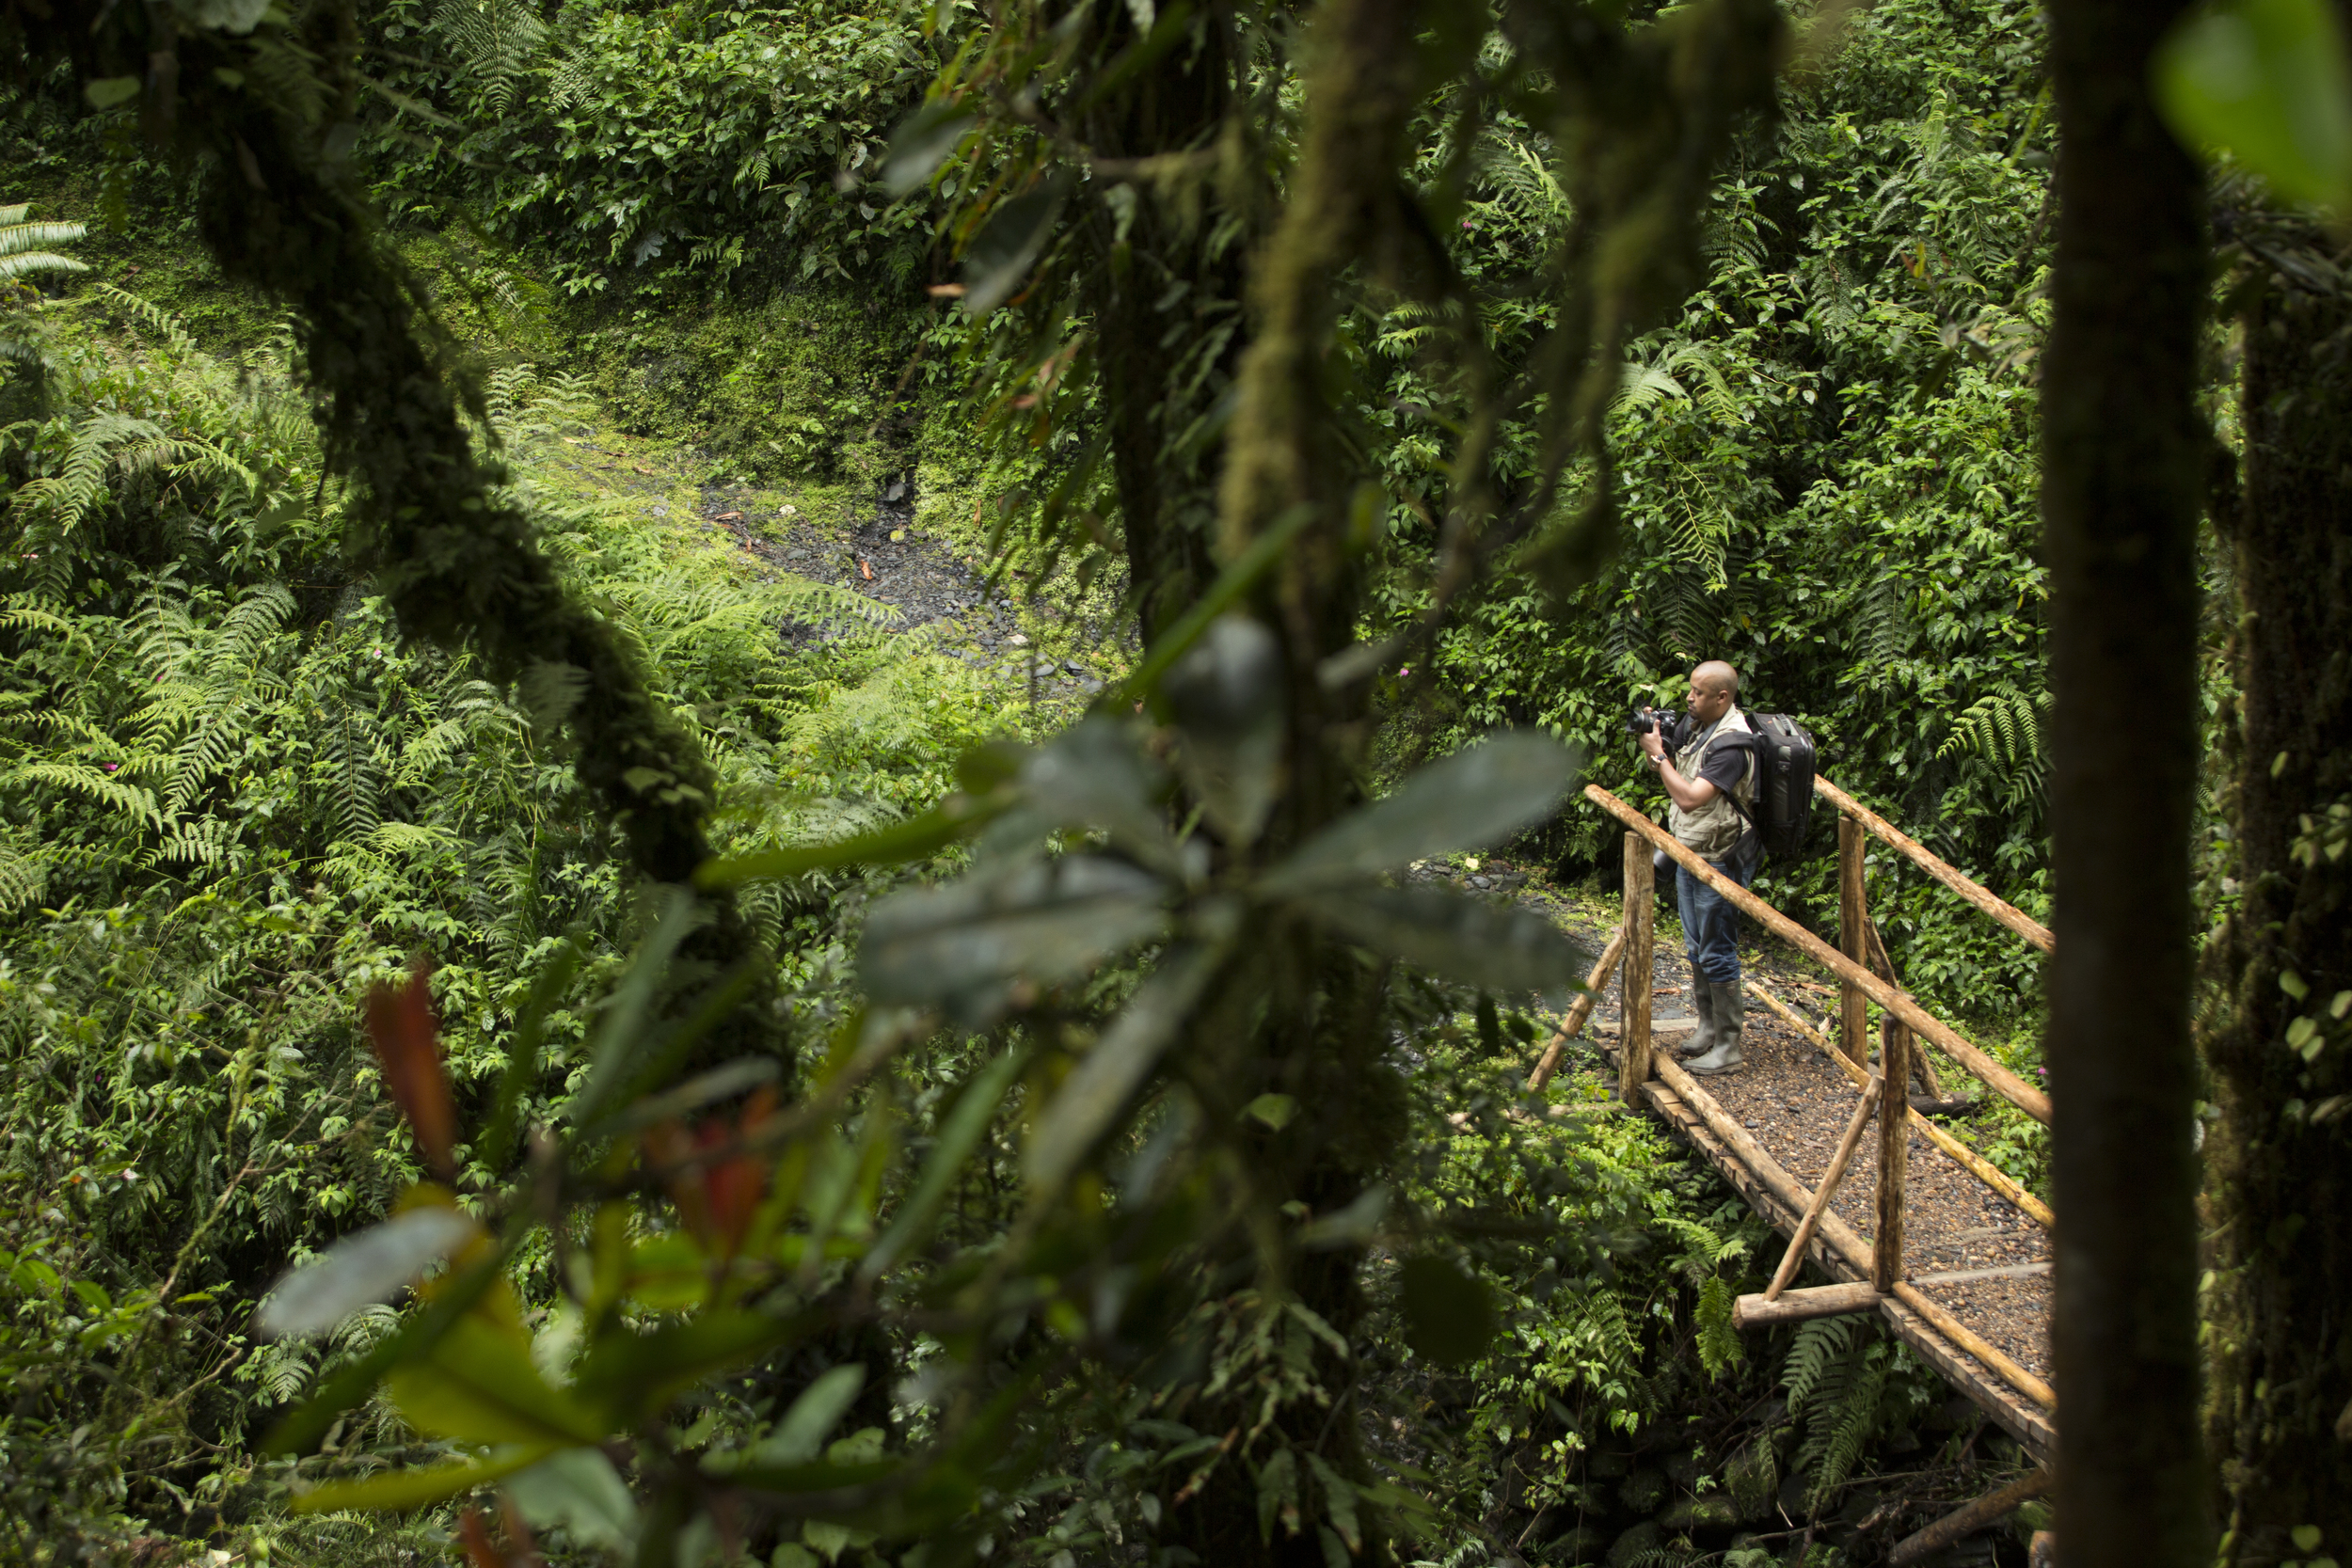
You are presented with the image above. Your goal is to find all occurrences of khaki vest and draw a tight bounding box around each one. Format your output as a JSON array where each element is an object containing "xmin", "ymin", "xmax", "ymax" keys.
[{"xmin": 1669, "ymin": 705, "xmax": 1757, "ymax": 860}]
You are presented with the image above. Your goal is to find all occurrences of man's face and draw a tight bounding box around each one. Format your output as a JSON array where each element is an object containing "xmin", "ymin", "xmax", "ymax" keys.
[{"xmin": 1686, "ymin": 673, "xmax": 1733, "ymax": 725}]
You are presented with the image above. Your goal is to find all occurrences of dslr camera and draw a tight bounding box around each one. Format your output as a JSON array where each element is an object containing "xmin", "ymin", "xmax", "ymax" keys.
[{"xmin": 1627, "ymin": 704, "xmax": 1679, "ymax": 740}]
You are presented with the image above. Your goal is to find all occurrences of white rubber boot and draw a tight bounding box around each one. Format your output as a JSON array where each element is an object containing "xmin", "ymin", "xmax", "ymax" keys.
[
  {"xmin": 1687, "ymin": 974, "xmax": 1745, "ymax": 1076},
  {"xmin": 1678, "ymin": 972, "xmax": 1718, "ymax": 1058}
]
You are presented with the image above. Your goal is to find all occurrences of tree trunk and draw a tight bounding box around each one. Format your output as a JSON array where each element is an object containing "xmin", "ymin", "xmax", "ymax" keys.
[
  {"xmin": 2039, "ymin": 3, "xmax": 2210, "ymax": 1565},
  {"xmin": 2200, "ymin": 208, "xmax": 2352, "ymax": 1562},
  {"xmin": 1077, "ymin": 6, "xmax": 1240, "ymax": 643}
]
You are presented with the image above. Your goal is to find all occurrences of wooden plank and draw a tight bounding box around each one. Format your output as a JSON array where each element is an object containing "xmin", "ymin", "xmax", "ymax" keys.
[
  {"xmin": 1840, "ymin": 816, "xmax": 1870, "ymax": 1068},
  {"xmin": 1587, "ymin": 784, "xmax": 2051, "ymax": 1123},
  {"xmin": 1765, "ymin": 1073, "xmax": 1883, "ymax": 1301},
  {"xmin": 1635, "ymin": 1075, "xmax": 2057, "ymax": 1459},
  {"xmin": 1815, "ymin": 775, "xmax": 2053, "ymax": 955},
  {"xmin": 1528, "ymin": 924, "xmax": 1625, "ymax": 1091},
  {"xmin": 1737, "ymin": 1280, "xmax": 1883, "ymax": 1329},
  {"xmin": 1619, "ymin": 832, "xmax": 1653, "ymax": 1103},
  {"xmin": 1746, "ymin": 978, "xmax": 2055, "ymax": 1229},
  {"xmin": 1886, "ymin": 1468, "xmax": 2052, "ymax": 1566},
  {"xmin": 1877, "ymin": 1007, "xmax": 1910, "ymax": 1291}
]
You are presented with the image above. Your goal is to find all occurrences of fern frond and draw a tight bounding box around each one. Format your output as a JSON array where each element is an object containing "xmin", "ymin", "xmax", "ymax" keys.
[
  {"xmin": 4, "ymin": 761, "xmax": 163, "ymax": 825},
  {"xmin": 433, "ymin": 0, "xmax": 549, "ymax": 115},
  {"xmin": 1940, "ymin": 684, "xmax": 2049, "ymax": 768},
  {"xmin": 1613, "ymin": 362, "xmax": 1691, "ymax": 415},
  {"xmin": 93, "ymin": 283, "xmax": 202, "ymax": 363}
]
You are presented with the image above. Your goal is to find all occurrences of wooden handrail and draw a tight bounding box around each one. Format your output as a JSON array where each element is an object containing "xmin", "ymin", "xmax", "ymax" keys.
[
  {"xmin": 1584, "ymin": 784, "xmax": 2053, "ymax": 1123},
  {"xmin": 1814, "ymin": 775, "xmax": 2054, "ymax": 955},
  {"xmin": 1527, "ymin": 924, "xmax": 1626, "ymax": 1091}
]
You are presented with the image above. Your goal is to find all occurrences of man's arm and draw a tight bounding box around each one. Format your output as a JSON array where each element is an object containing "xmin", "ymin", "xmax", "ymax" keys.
[{"xmin": 1636, "ymin": 725, "xmax": 1721, "ymax": 810}]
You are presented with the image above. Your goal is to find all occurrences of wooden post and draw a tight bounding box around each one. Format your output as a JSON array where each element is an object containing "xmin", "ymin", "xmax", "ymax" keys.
[
  {"xmin": 1839, "ymin": 816, "xmax": 1869, "ymax": 1068},
  {"xmin": 1876, "ymin": 1005, "xmax": 1910, "ymax": 1292},
  {"xmin": 1527, "ymin": 924, "xmax": 1626, "ymax": 1091},
  {"xmin": 1764, "ymin": 1073, "xmax": 1883, "ymax": 1302},
  {"xmin": 1867, "ymin": 917, "xmax": 1946, "ymax": 1101},
  {"xmin": 1619, "ymin": 832, "xmax": 1653, "ymax": 1102}
]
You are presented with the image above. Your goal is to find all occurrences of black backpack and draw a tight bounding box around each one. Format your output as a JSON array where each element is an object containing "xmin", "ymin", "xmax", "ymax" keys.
[{"xmin": 1728, "ymin": 712, "xmax": 1820, "ymax": 861}]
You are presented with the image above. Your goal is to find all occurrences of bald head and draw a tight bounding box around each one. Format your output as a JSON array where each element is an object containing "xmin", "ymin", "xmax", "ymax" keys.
[{"xmin": 1686, "ymin": 661, "xmax": 1740, "ymax": 725}]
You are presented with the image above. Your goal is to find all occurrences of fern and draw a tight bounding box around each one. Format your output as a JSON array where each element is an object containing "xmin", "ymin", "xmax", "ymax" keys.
[
  {"xmin": 3, "ymin": 762, "xmax": 163, "ymax": 826},
  {"xmin": 1781, "ymin": 1315, "xmax": 1862, "ymax": 1413},
  {"xmin": 0, "ymin": 204, "xmax": 88, "ymax": 287},
  {"xmin": 433, "ymin": 0, "xmax": 549, "ymax": 116}
]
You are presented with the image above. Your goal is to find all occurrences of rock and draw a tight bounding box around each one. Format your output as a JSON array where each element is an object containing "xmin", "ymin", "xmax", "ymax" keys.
[
  {"xmin": 1549, "ymin": 1524, "xmax": 1609, "ymax": 1564},
  {"xmin": 1619, "ymin": 1468, "xmax": 1667, "ymax": 1514},
  {"xmin": 1008, "ymin": 633, "xmax": 1029, "ymax": 646},
  {"xmin": 1656, "ymin": 1493, "xmax": 1741, "ymax": 1532},
  {"xmin": 1606, "ymin": 1521, "xmax": 1662, "ymax": 1567}
]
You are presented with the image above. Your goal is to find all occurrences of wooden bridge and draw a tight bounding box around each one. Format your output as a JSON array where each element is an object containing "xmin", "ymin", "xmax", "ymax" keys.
[{"xmin": 1529, "ymin": 778, "xmax": 2057, "ymax": 1563}]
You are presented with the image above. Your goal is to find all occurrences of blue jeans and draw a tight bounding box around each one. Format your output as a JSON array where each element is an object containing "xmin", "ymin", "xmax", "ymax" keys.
[{"xmin": 1677, "ymin": 839, "xmax": 1759, "ymax": 986}]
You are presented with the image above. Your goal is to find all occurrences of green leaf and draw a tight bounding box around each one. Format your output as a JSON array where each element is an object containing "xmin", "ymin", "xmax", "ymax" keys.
[
  {"xmin": 1162, "ymin": 617, "xmax": 1286, "ymax": 847},
  {"xmin": 263, "ymin": 1250, "xmax": 507, "ymax": 1456},
  {"xmin": 961, "ymin": 172, "xmax": 1074, "ymax": 316},
  {"xmin": 481, "ymin": 939, "xmax": 581, "ymax": 1168},
  {"xmin": 859, "ymin": 854, "xmax": 1168, "ymax": 1025},
  {"xmin": 389, "ymin": 1314, "xmax": 608, "ymax": 1446},
  {"xmin": 255, "ymin": 1208, "xmax": 482, "ymax": 1338},
  {"xmin": 83, "ymin": 76, "xmax": 141, "ymax": 110},
  {"xmin": 1116, "ymin": 506, "xmax": 1317, "ymax": 708},
  {"xmin": 2156, "ymin": 0, "xmax": 2352, "ymax": 210},
  {"xmin": 881, "ymin": 102, "xmax": 976, "ymax": 197},
  {"xmin": 711, "ymin": 1364, "xmax": 866, "ymax": 1472},
  {"xmin": 1295, "ymin": 883, "xmax": 1588, "ymax": 993},
  {"xmin": 1243, "ymin": 1093, "xmax": 1297, "ymax": 1131},
  {"xmin": 863, "ymin": 1050, "xmax": 1025, "ymax": 1278},
  {"xmin": 2293, "ymin": 1526, "xmax": 2324, "ymax": 1553},
  {"xmin": 1396, "ymin": 1254, "xmax": 1495, "ymax": 1367},
  {"xmin": 694, "ymin": 792, "xmax": 1006, "ymax": 888},
  {"xmin": 572, "ymin": 1308, "xmax": 811, "ymax": 1426},
  {"xmin": 1025, "ymin": 942, "xmax": 1223, "ymax": 1190},
  {"xmin": 169, "ymin": 0, "xmax": 272, "ymax": 32},
  {"xmin": 505, "ymin": 1448, "xmax": 640, "ymax": 1550},
  {"xmin": 565, "ymin": 889, "xmax": 698, "ymax": 1126},
  {"xmin": 291, "ymin": 1443, "xmax": 558, "ymax": 1514},
  {"xmin": 1013, "ymin": 718, "xmax": 1180, "ymax": 873},
  {"xmin": 1259, "ymin": 733, "xmax": 1582, "ymax": 895}
]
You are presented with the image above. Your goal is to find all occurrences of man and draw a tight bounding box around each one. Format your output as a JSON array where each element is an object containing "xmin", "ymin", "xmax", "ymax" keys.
[{"xmin": 1635, "ymin": 659, "xmax": 1759, "ymax": 1076}]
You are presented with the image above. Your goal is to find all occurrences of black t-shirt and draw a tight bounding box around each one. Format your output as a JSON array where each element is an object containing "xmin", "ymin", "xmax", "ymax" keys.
[{"xmin": 1670, "ymin": 715, "xmax": 1756, "ymax": 797}]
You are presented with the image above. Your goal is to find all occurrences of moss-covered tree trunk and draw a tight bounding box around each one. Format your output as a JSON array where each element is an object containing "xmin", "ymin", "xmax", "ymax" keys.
[
  {"xmin": 2039, "ymin": 1, "xmax": 2210, "ymax": 1564},
  {"xmin": 2201, "ymin": 215, "xmax": 2352, "ymax": 1563}
]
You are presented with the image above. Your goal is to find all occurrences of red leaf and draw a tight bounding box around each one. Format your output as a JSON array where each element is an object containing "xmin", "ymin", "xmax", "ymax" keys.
[{"xmin": 365, "ymin": 959, "xmax": 456, "ymax": 1179}]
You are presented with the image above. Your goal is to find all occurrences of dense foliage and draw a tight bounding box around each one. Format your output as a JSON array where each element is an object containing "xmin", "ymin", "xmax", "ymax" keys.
[{"xmin": 0, "ymin": 0, "xmax": 2071, "ymax": 1562}]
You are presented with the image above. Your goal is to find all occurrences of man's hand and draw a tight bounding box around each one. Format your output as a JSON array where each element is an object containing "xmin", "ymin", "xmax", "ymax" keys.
[{"xmin": 1639, "ymin": 727, "xmax": 1667, "ymax": 763}]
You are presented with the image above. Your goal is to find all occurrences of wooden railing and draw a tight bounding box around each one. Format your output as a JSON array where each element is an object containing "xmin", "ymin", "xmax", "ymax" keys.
[{"xmin": 1528, "ymin": 777, "xmax": 2058, "ymax": 1420}]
